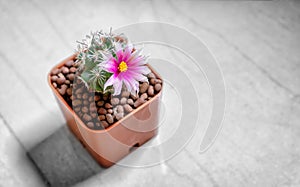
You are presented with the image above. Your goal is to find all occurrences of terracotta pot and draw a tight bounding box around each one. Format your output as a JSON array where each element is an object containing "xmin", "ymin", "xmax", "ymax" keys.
[{"xmin": 48, "ymin": 54, "xmax": 163, "ymax": 168}]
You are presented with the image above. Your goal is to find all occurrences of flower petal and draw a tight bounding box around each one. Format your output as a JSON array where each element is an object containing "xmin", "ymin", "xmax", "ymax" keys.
[
  {"xmin": 116, "ymin": 49, "xmax": 124, "ymax": 62},
  {"xmin": 128, "ymin": 65, "xmax": 151, "ymax": 75},
  {"xmin": 123, "ymin": 78, "xmax": 132, "ymax": 93},
  {"xmin": 124, "ymin": 76, "xmax": 139, "ymax": 95},
  {"xmin": 128, "ymin": 56, "xmax": 146, "ymax": 67},
  {"xmin": 123, "ymin": 45, "xmax": 133, "ymax": 62},
  {"xmin": 104, "ymin": 75, "xmax": 116, "ymax": 91},
  {"xmin": 112, "ymin": 79, "xmax": 123, "ymax": 95},
  {"xmin": 134, "ymin": 74, "xmax": 148, "ymax": 82},
  {"xmin": 102, "ymin": 57, "xmax": 119, "ymax": 74},
  {"xmin": 124, "ymin": 70, "xmax": 148, "ymax": 83}
]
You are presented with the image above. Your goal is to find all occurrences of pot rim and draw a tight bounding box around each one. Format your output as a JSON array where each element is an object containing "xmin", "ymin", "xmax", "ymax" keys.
[{"xmin": 48, "ymin": 54, "xmax": 163, "ymax": 133}]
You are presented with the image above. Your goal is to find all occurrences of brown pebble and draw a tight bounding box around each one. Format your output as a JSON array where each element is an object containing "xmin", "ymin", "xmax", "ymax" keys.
[
  {"xmin": 66, "ymin": 88, "xmax": 72, "ymax": 96},
  {"xmin": 101, "ymin": 121, "xmax": 109, "ymax": 128},
  {"xmin": 77, "ymin": 111, "xmax": 83, "ymax": 117},
  {"xmin": 75, "ymin": 87, "xmax": 83, "ymax": 94},
  {"xmin": 113, "ymin": 108, "xmax": 118, "ymax": 116},
  {"xmin": 147, "ymin": 73, "xmax": 155, "ymax": 79},
  {"xmin": 87, "ymin": 122, "xmax": 94, "ymax": 128},
  {"xmin": 154, "ymin": 83, "xmax": 162, "ymax": 92},
  {"xmin": 90, "ymin": 106, "xmax": 97, "ymax": 113},
  {"xmin": 124, "ymin": 104, "xmax": 133, "ymax": 113},
  {"xmin": 98, "ymin": 115, "xmax": 106, "ymax": 121},
  {"xmin": 83, "ymin": 100, "xmax": 89, "ymax": 106},
  {"xmin": 82, "ymin": 93, "xmax": 89, "ymax": 100},
  {"xmin": 139, "ymin": 82, "xmax": 149, "ymax": 93},
  {"xmin": 81, "ymin": 106, "xmax": 88, "ymax": 113},
  {"xmin": 121, "ymin": 91, "xmax": 130, "ymax": 98},
  {"xmin": 127, "ymin": 99, "xmax": 134, "ymax": 105},
  {"xmin": 116, "ymin": 105, "xmax": 124, "ymax": 113},
  {"xmin": 105, "ymin": 103, "xmax": 112, "ymax": 109},
  {"xmin": 57, "ymin": 77, "xmax": 66, "ymax": 85},
  {"xmin": 83, "ymin": 114, "xmax": 92, "ymax": 121},
  {"xmin": 130, "ymin": 93, "xmax": 138, "ymax": 100},
  {"xmin": 72, "ymin": 100, "xmax": 82, "ymax": 107},
  {"xmin": 89, "ymin": 103, "xmax": 97, "ymax": 112},
  {"xmin": 76, "ymin": 94, "xmax": 82, "ymax": 99},
  {"xmin": 62, "ymin": 66, "xmax": 69, "ymax": 74},
  {"xmin": 141, "ymin": 93, "xmax": 148, "ymax": 100},
  {"xmin": 52, "ymin": 82, "xmax": 57, "ymax": 88},
  {"xmin": 70, "ymin": 95, "xmax": 74, "ymax": 100},
  {"xmin": 115, "ymin": 113, "xmax": 124, "ymax": 121},
  {"xmin": 148, "ymin": 86, "xmax": 154, "ymax": 96},
  {"xmin": 106, "ymin": 114, "xmax": 114, "ymax": 124},
  {"xmin": 107, "ymin": 109, "xmax": 113, "ymax": 114},
  {"xmin": 150, "ymin": 78, "xmax": 162, "ymax": 85},
  {"xmin": 94, "ymin": 95, "xmax": 101, "ymax": 102},
  {"xmin": 73, "ymin": 84, "xmax": 78, "ymax": 89},
  {"xmin": 65, "ymin": 60, "xmax": 74, "ymax": 67},
  {"xmin": 74, "ymin": 107, "xmax": 80, "ymax": 112},
  {"xmin": 90, "ymin": 102, "xmax": 96, "ymax": 108},
  {"xmin": 51, "ymin": 75, "xmax": 58, "ymax": 82},
  {"xmin": 95, "ymin": 122, "xmax": 101, "ymax": 128},
  {"xmin": 98, "ymin": 107, "xmax": 107, "ymax": 115},
  {"xmin": 91, "ymin": 113, "xmax": 97, "ymax": 118},
  {"xmin": 111, "ymin": 98, "xmax": 119, "ymax": 105},
  {"xmin": 70, "ymin": 67, "xmax": 77, "ymax": 73},
  {"xmin": 150, "ymin": 78, "xmax": 156, "ymax": 85},
  {"xmin": 51, "ymin": 68, "xmax": 60, "ymax": 75},
  {"xmin": 156, "ymin": 79, "xmax": 162, "ymax": 84},
  {"xmin": 134, "ymin": 98, "xmax": 145, "ymax": 108},
  {"xmin": 97, "ymin": 100, "xmax": 104, "ymax": 107},
  {"xmin": 67, "ymin": 73, "xmax": 75, "ymax": 81},
  {"xmin": 58, "ymin": 84, "xmax": 68, "ymax": 95},
  {"xmin": 102, "ymin": 94, "xmax": 108, "ymax": 101},
  {"xmin": 65, "ymin": 80, "xmax": 70, "ymax": 85},
  {"xmin": 120, "ymin": 97, "xmax": 127, "ymax": 105},
  {"xmin": 58, "ymin": 72, "xmax": 64, "ymax": 78}
]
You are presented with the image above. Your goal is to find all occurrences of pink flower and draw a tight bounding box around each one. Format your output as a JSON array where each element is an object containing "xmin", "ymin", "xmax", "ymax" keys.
[{"xmin": 103, "ymin": 45, "xmax": 150, "ymax": 95}]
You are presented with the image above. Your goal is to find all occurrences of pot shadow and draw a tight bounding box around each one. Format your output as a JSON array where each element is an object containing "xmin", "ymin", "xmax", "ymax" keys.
[{"xmin": 28, "ymin": 124, "xmax": 105, "ymax": 187}]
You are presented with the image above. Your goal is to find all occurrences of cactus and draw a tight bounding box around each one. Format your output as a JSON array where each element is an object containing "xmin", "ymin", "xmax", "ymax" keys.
[{"xmin": 75, "ymin": 30, "xmax": 128, "ymax": 93}]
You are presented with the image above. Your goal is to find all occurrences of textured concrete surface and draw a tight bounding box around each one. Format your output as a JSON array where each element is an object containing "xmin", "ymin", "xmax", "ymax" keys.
[
  {"xmin": 0, "ymin": 115, "xmax": 44, "ymax": 186},
  {"xmin": 0, "ymin": 0, "xmax": 300, "ymax": 186},
  {"xmin": 29, "ymin": 126, "xmax": 103, "ymax": 187}
]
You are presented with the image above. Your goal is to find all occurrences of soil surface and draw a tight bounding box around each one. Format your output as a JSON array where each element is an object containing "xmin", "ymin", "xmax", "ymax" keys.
[{"xmin": 50, "ymin": 59, "xmax": 162, "ymax": 130}]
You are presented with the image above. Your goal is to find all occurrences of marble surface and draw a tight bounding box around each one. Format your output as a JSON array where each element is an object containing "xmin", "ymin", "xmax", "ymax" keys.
[{"xmin": 0, "ymin": 0, "xmax": 300, "ymax": 186}]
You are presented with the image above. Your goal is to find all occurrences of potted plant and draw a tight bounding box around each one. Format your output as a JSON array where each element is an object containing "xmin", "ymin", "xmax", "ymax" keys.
[{"xmin": 48, "ymin": 30, "xmax": 163, "ymax": 167}]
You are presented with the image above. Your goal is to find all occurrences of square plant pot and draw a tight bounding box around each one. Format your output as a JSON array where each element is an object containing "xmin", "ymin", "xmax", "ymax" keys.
[{"xmin": 48, "ymin": 54, "xmax": 163, "ymax": 168}]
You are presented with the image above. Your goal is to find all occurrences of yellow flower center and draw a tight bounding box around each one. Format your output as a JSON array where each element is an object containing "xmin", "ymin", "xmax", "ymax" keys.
[{"xmin": 118, "ymin": 61, "xmax": 128, "ymax": 72}]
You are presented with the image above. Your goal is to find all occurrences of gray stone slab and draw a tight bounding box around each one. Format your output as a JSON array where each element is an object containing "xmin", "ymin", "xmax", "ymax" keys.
[
  {"xmin": 0, "ymin": 116, "xmax": 45, "ymax": 187},
  {"xmin": 28, "ymin": 126, "xmax": 104, "ymax": 187}
]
